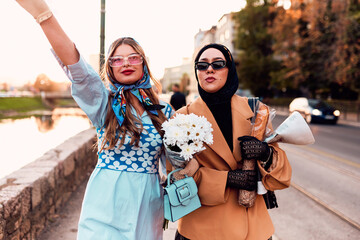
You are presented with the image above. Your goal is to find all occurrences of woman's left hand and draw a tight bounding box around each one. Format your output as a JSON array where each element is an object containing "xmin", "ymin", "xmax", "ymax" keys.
[{"xmin": 173, "ymin": 158, "xmax": 199, "ymax": 180}]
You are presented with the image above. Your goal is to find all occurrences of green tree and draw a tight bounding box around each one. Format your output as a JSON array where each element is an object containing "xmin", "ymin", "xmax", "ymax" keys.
[
  {"xmin": 33, "ymin": 73, "xmax": 65, "ymax": 92},
  {"xmin": 234, "ymin": 0, "xmax": 281, "ymax": 98},
  {"xmin": 270, "ymin": 0, "xmax": 359, "ymax": 99},
  {"xmin": 269, "ymin": 5, "xmax": 302, "ymax": 96},
  {"xmin": 297, "ymin": 0, "xmax": 359, "ymax": 99},
  {"xmin": 344, "ymin": 0, "xmax": 360, "ymax": 99}
]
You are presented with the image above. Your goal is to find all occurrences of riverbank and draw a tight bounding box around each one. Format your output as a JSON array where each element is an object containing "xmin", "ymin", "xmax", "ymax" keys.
[
  {"xmin": 0, "ymin": 97, "xmax": 47, "ymax": 118},
  {"xmin": 0, "ymin": 97, "xmax": 77, "ymax": 119}
]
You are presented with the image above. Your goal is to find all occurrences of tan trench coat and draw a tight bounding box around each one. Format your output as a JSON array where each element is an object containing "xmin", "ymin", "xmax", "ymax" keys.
[{"xmin": 168, "ymin": 95, "xmax": 292, "ymax": 240}]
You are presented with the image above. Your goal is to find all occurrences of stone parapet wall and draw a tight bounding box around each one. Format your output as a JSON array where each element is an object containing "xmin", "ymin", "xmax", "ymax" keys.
[{"xmin": 0, "ymin": 128, "xmax": 97, "ymax": 240}]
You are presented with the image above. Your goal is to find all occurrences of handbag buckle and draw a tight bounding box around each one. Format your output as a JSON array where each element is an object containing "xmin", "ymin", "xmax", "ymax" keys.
[{"xmin": 176, "ymin": 184, "xmax": 191, "ymax": 204}]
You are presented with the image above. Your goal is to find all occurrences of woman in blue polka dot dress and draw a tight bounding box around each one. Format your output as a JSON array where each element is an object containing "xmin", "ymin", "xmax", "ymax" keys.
[
  {"xmin": 15, "ymin": 1, "xmax": 174, "ymax": 239},
  {"xmin": 69, "ymin": 37, "xmax": 173, "ymax": 240}
]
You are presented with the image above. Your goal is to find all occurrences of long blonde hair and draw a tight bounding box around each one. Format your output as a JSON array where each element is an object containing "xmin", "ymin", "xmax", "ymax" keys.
[{"xmin": 100, "ymin": 37, "xmax": 166, "ymax": 151}]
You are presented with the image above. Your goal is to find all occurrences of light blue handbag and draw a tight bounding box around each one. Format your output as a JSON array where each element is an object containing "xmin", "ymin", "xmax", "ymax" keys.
[{"xmin": 164, "ymin": 169, "xmax": 201, "ymax": 222}]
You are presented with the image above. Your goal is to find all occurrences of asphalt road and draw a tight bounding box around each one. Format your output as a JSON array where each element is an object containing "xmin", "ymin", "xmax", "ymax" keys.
[{"xmin": 269, "ymin": 116, "xmax": 360, "ymax": 239}]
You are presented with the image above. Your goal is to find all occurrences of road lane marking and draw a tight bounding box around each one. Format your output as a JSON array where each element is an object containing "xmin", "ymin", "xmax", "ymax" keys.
[
  {"xmin": 291, "ymin": 182, "xmax": 360, "ymax": 231},
  {"xmin": 299, "ymin": 145, "xmax": 360, "ymax": 169},
  {"xmin": 283, "ymin": 145, "xmax": 360, "ymax": 182}
]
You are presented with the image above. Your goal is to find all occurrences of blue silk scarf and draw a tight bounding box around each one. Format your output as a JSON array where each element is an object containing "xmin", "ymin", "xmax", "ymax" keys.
[{"xmin": 109, "ymin": 66, "xmax": 162, "ymax": 126}]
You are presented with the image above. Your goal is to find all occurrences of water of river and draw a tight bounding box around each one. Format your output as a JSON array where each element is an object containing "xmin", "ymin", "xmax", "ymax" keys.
[{"xmin": 0, "ymin": 108, "xmax": 92, "ymax": 179}]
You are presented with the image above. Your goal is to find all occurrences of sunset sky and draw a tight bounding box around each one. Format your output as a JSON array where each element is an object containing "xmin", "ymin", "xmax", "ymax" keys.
[{"xmin": 1, "ymin": 0, "xmax": 290, "ymax": 86}]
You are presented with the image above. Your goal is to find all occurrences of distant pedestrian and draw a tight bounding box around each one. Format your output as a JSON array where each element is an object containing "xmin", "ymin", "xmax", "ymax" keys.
[
  {"xmin": 170, "ymin": 83, "xmax": 186, "ymax": 110},
  {"xmin": 15, "ymin": 0, "xmax": 174, "ymax": 239}
]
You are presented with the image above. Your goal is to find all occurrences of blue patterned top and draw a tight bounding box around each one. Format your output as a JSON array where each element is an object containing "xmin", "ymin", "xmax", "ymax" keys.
[{"xmin": 96, "ymin": 105, "xmax": 173, "ymax": 174}]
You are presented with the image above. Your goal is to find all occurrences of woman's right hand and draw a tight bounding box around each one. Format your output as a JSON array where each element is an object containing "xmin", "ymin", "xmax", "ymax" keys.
[
  {"xmin": 16, "ymin": 0, "xmax": 50, "ymax": 20},
  {"xmin": 173, "ymin": 158, "xmax": 200, "ymax": 180}
]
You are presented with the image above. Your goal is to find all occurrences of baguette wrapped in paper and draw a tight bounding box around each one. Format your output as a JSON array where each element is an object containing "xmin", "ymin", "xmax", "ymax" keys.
[
  {"xmin": 238, "ymin": 102, "xmax": 315, "ymax": 208},
  {"xmin": 238, "ymin": 100, "xmax": 272, "ymax": 207}
]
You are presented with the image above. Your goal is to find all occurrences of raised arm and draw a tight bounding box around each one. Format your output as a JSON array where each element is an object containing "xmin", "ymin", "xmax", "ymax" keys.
[
  {"xmin": 16, "ymin": 0, "xmax": 79, "ymax": 65},
  {"xmin": 16, "ymin": 0, "xmax": 109, "ymax": 128}
]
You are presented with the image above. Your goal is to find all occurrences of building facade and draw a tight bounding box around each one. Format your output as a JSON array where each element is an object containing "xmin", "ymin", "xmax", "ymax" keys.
[{"xmin": 161, "ymin": 58, "xmax": 192, "ymax": 93}]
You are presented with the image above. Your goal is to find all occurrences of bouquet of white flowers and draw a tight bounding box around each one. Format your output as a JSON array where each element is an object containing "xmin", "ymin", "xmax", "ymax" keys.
[{"xmin": 162, "ymin": 113, "xmax": 213, "ymax": 168}]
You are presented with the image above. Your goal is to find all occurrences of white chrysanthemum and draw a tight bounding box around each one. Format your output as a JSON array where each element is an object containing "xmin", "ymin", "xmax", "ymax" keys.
[
  {"xmin": 190, "ymin": 141, "xmax": 205, "ymax": 153},
  {"xmin": 203, "ymin": 132, "xmax": 214, "ymax": 145},
  {"xmin": 180, "ymin": 144, "xmax": 196, "ymax": 161},
  {"xmin": 164, "ymin": 126, "xmax": 187, "ymax": 145},
  {"xmin": 189, "ymin": 126, "xmax": 205, "ymax": 141}
]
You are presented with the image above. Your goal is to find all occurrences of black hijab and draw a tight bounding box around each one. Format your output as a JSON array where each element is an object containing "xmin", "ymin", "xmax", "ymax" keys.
[{"xmin": 194, "ymin": 43, "xmax": 239, "ymax": 151}]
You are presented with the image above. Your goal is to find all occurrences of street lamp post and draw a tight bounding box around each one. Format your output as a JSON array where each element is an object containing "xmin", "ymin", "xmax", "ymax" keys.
[{"xmin": 100, "ymin": 0, "xmax": 106, "ymax": 72}]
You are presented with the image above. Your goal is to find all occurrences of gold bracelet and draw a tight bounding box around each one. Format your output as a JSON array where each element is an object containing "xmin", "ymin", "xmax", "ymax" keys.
[
  {"xmin": 261, "ymin": 147, "xmax": 273, "ymax": 168},
  {"xmin": 36, "ymin": 10, "xmax": 53, "ymax": 24}
]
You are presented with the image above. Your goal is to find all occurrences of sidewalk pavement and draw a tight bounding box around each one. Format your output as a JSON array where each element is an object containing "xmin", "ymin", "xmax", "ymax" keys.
[
  {"xmin": 38, "ymin": 179, "xmax": 178, "ymax": 240},
  {"xmin": 37, "ymin": 179, "xmax": 280, "ymax": 240}
]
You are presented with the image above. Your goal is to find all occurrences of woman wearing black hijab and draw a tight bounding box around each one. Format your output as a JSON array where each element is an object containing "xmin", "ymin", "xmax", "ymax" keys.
[{"xmin": 171, "ymin": 44, "xmax": 292, "ymax": 240}]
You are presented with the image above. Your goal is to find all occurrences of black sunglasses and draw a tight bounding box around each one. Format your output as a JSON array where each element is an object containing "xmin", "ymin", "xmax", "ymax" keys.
[{"xmin": 195, "ymin": 60, "xmax": 227, "ymax": 71}]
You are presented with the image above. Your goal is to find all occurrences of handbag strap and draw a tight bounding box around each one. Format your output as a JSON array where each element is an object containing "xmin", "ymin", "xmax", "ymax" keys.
[{"xmin": 167, "ymin": 168, "xmax": 188, "ymax": 187}]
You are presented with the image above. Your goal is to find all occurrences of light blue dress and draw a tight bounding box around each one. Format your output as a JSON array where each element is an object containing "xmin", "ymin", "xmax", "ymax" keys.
[{"xmin": 52, "ymin": 50, "xmax": 173, "ymax": 240}]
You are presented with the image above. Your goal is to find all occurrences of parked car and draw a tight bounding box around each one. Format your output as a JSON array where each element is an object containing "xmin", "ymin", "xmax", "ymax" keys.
[{"xmin": 289, "ymin": 97, "xmax": 340, "ymax": 124}]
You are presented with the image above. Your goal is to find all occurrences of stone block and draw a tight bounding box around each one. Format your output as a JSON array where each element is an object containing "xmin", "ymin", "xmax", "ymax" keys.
[
  {"xmin": 55, "ymin": 198, "xmax": 63, "ymax": 210},
  {"xmin": 31, "ymin": 176, "xmax": 54, "ymax": 211},
  {"xmin": 0, "ymin": 203, "xmax": 3, "ymax": 217},
  {"xmin": 47, "ymin": 169, "xmax": 56, "ymax": 189},
  {"xmin": 5, "ymin": 218, "xmax": 20, "ymax": 235},
  {"xmin": 19, "ymin": 218, "xmax": 30, "ymax": 239},
  {"xmin": 54, "ymin": 190, "xmax": 71, "ymax": 212},
  {"xmin": 10, "ymin": 169, "xmax": 44, "ymax": 186},
  {"xmin": 0, "ymin": 185, "xmax": 24, "ymax": 209},
  {"xmin": 1, "ymin": 187, "xmax": 23, "ymax": 220},
  {"xmin": 0, "ymin": 203, "xmax": 4, "ymax": 240},
  {"xmin": 20, "ymin": 218, "xmax": 31, "ymax": 237},
  {"xmin": 22, "ymin": 233, "xmax": 31, "ymax": 240},
  {"xmin": 57, "ymin": 141, "xmax": 81, "ymax": 162},
  {"xmin": 20, "ymin": 187, "xmax": 31, "ymax": 217},
  {"xmin": 31, "ymin": 181, "xmax": 41, "ymax": 209},
  {"xmin": 62, "ymin": 192, "xmax": 71, "ymax": 204},
  {"xmin": 74, "ymin": 144, "xmax": 86, "ymax": 163},
  {"xmin": 31, "ymin": 218, "xmax": 45, "ymax": 238},
  {"xmin": 63, "ymin": 157, "xmax": 75, "ymax": 177},
  {"xmin": 0, "ymin": 215, "xmax": 5, "ymax": 240},
  {"xmin": 48, "ymin": 206, "xmax": 55, "ymax": 216},
  {"xmin": 8, "ymin": 229, "xmax": 20, "ymax": 240}
]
